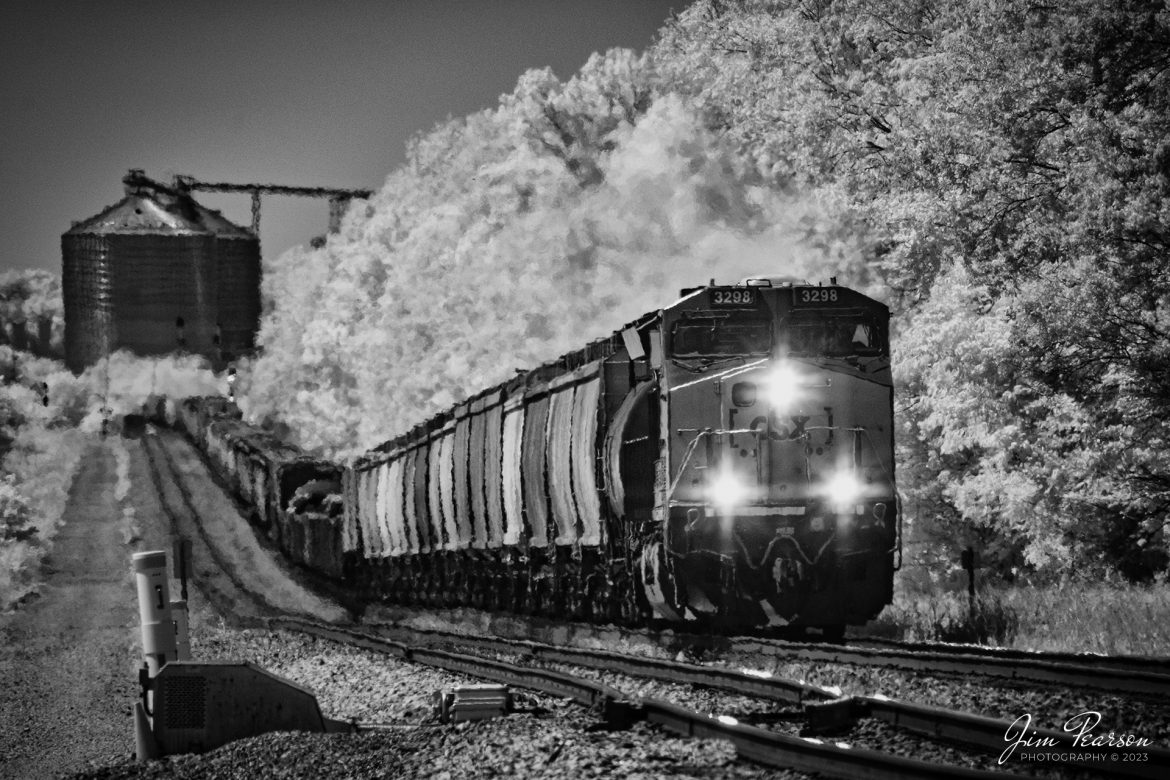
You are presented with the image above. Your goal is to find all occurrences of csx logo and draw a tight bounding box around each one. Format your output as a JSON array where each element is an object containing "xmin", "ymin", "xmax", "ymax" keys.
[{"xmin": 748, "ymin": 412, "xmax": 811, "ymax": 441}]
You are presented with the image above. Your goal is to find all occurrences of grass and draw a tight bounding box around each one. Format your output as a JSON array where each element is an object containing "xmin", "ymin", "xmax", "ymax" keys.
[
  {"xmin": 0, "ymin": 426, "xmax": 86, "ymax": 611},
  {"xmin": 866, "ymin": 588, "xmax": 1019, "ymax": 646},
  {"xmin": 1000, "ymin": 581, "xmax": 1170, "ymax": 656},
  {"xmin": 865, "ymin": 578, "xmax": 1170, "ymax": 656}
]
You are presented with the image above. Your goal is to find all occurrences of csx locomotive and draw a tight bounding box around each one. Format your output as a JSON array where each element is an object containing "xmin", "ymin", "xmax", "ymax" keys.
[{"xmin": 179, "ymin": 278, "xmax": 899, "ymax": 634}]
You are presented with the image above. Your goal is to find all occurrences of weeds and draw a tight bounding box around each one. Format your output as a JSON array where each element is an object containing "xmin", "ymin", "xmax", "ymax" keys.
[
  {"xmin": 868, "ymin": 579, "xmax": 1170, "ymax": 655},
  {"xmin": 871, "ymin": 589, "xmax": 1019, "ymax": 645},
  {"xmin": 1000, "ymin": 581, "xmax": 1170, "ymax": 655}
]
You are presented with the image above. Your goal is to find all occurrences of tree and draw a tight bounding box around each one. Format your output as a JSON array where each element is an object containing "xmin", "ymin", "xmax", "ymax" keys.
[
  {"xmin": 0, "ymin": 475, "xmax": 37, "ymax": 544},
  {"xmin": 655, "ymin": 0, "xmax": 1170, "ymax": 580},
  {"xmin": 0, "ymin": 269, "xmax": 63, "ymax": 354},
  {"xmin": 240, "ymin": 0, "xmax": 1169, "ymax": 581},
  {"xmin": 245, "ymin": 48, "xmax": 873, "ymax": 456}
]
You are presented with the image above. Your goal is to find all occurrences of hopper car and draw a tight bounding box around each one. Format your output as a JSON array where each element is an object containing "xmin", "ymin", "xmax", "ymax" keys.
[{"xmin": 176, "ymin": 278, "xmax": 900, "ymax": 635}]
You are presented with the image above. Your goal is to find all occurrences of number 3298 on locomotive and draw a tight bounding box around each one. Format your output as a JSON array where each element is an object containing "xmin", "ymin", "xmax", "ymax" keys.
[{"xmin": 639, "ymin": 278, "xmax": 899, "ymax": 635}]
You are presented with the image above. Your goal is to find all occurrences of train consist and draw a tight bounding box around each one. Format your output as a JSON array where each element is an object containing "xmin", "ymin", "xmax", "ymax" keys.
[
  {"xmin": 175, "ymin": 397, "xmax": 347, "ymax": 578},
  {"xmin": 177, "ymin": 278, "xmax": 900, "ymax": 634}
]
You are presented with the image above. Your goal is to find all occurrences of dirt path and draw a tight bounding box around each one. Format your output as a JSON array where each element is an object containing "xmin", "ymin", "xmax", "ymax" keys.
[
  {"xmin": 0, "ymin": 439, "xmax": 140, "ymax": 779},
  {"xmin": 0, "ymin": 432, "xmax": 352, "ymax": 779}
]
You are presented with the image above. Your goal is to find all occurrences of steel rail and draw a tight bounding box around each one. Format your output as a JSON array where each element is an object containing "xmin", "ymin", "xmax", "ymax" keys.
[
  {"xmin": 857, "ymin": 697, "xmax": 1170, "ymax": 780},
  {"xmin": 849, "ymin": 636, "xmax": 1170, "ymax": 676},
  {"xmin": 151, "ymin": 418, "xmax": 1163, "ymax": 777},
  {"xmin": 358, "ymin": 620, "xmax": 1168, "ymax": 779},
  {"xmin": 342, "ymin": 615, "xmax": 1170, "ymax": 700},
  {"xmin": 640, "ymin": 698, "xmax": 1010, "ymax": 780},
  {"xmin": 275, "ymin": 621, "xmax": 640, "ymax": 727},
  {"xmin": 363, "ymin": 622, "xmax": 834, "ymax": 705},
  {"xmin": 519, "ymin": 636, "xmax": 1170, "ymax": 778},
  {"xmin": 273, "ymin": 618, "xmax": 1028, "ymax": 780},
  {"xmin": 140, "ymin": 431, "xmax": 278, "ymax": 623},
  {"xmin": 358, "ymin": 608, "xmax": 1170, "ymax": 699},
  {"xmin": 729, "ymin": 637, "xmax": 1170, "ymax": 699}
]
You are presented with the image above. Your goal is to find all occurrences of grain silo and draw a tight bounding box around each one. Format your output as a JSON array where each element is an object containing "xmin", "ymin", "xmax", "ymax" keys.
[
  {"xmin": 62, "ymin": 170, "xmax": 260, "ymax": 372},
  {"xmin": 191, "ymin": 201, "xmax": 262, "ymax": 360}
]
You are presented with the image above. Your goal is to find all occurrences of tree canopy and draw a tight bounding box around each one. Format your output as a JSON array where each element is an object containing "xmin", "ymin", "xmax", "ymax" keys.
[{"xmin": 237, "ymin": 0, "xmax": 1169, "ymax": 582}]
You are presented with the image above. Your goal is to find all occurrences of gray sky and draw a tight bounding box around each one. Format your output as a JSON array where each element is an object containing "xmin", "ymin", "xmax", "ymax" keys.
[{"xmin": 0, "ymin": 0, "xmax": 679, "ymax": 276}]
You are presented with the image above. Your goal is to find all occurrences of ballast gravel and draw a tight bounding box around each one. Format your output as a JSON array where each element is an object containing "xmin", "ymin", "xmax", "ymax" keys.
[
  {"xmin": 3, "ymin": 436, "xmax": 796, "ymax": 780},
  {"xmin": 13, "ymin": 437, "xmax": 1162, "ymax": 779},
  {"xmin": 72, "ymin": 606, "xmax": 808, "ymax": 780}
]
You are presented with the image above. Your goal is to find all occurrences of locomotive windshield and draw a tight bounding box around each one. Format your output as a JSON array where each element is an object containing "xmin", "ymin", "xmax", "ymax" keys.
[
  {"xmin": 670, "ymin": 317, "xmax": 772, "ymax": 358},
  {"xmin": 786, "ymin": 316, "xmax": 886, "ymax": 358}
]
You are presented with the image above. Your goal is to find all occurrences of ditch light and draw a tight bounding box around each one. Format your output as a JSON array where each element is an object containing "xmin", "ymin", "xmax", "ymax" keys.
[
  {"xmin": 706, "ymin": 467, "xmax": 866, "ymax": 515},
  {"xmin": 823, "ymin": 472, "xmax": 865, "ymax": 508},
  {"xmin": 708, "ymin": 466, "xmax": 750, "ymax": 509}
]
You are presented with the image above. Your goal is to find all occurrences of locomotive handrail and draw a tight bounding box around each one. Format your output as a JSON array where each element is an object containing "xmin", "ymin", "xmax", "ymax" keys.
[
  {"xmin": 672, "ymin": 427, "xmax": 761, "ymax": 435},
  {"xmin": 666, "ymin": 429, "xmax": 711, "ymax": 497},
  {"xmin": 852, "ymin": 426, "xmax": 902, "ymax": 571},
  {"xmin": 669, "ymin": 354, "xmax": 753, "ymax": 374},
  {"xmin": 891, "ymin": 492, "xmax": 904, "ymax": 570},
  {"xmin": 670, "ymin": 355, "xmax": 766, "ymax": 381},
  {"xmin": 668, "ymin": 424, "xmax": 902, "ymax": 573},
  {"xmin": 666, "ymin": 427, "xmax": 763, "ymax": 499}
]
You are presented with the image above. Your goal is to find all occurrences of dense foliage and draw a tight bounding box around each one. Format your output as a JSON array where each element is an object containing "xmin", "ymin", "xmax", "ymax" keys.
[
  {"xmin": 239, "ymin": 0, "xmax": 1169, "ymax": 583},
  {"xmin": 0, "ymin": 269, "xmax": 63, "ymax": 355},
  {"xmin": 1, "ymin": 347, "xmax": 84, "ymax": 609},
  {"xmin": 0, "ymin": 348, "xmax": 220, "ymax": 608},
  {"xmin": 0, "ymin": 0, "xmax": 1152, "ymax": 588},
  {"xmin": 674, "ymin": 0, "xmax": 1169, "ymax": 582},
  {"xmin": 243, "ymin": 57, "xmax": 874, "ymax": 453}
]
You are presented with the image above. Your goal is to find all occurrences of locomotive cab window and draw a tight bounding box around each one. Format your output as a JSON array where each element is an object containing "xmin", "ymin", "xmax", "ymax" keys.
[
  {"xmin": 786, "ymin": 316, "xmax": 886, "ymax": 358},
  {"xmin": 670, "ymin": 317, "xmax": 772, "ymax": 358}
]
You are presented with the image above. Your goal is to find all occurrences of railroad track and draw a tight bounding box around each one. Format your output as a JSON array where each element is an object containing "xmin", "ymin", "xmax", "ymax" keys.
[
  {"xmin": 846, "ymin": 636, "xmax": 1170, "ymax": 679},
  {"xmin": 274, "ymin": 617, "xmax": 1049, "ymax": 779},
  {"xmin": 142, "ymin": 426, "xmax": 1169, "ymax": 777},
  {"xmin": 725, "ymin": 634, "xmax": 1170, "ymax": 700},
  {"xmin": 271, "ymin": 616, "xmax": 1169, "ymax": 780},
  {"xmin": 148, "ymin": 418, "xmax": 1170, "ymax": 698},
  {"xmin": 141, "ymin": 431, "xmax": 271, "ymax": 618},
  {"xmin": 357, "ymin": 603, "xmax": 1170, "ymax": 701},
  {"xmin": 139, "ymin": 430, "xmax": 326, "ymax": 624}
]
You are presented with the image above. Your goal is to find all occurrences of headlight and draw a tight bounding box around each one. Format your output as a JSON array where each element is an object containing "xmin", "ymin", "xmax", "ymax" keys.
[
  {"xmin": 823, "ymin": 472, "xmax": 864, "ymax": 508},
  {"xmin": 708, "ymin": 467, "xmax": 749, "ymax": 509},
  {"xmin": 767, "ymin": 364, "xmax": 804, "ymax": 408}
]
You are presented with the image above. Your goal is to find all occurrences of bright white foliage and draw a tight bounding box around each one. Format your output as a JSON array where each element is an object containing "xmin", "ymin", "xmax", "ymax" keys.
[
  {"xmin": 244, "ymin": 54, "xmax": 872, "ymax": 456},
  {"xmin": 74, "ymin": 351, "xmax": 222, "ymax": 433},
  {"xmin": 1, "ymin": 349, "xmax": 224, "ymax": 609}
]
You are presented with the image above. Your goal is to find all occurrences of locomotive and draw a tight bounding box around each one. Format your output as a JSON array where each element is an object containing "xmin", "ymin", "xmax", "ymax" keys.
[{"xmin": 180, "ymin": 277, "xmax": 899, "ymax": 635}]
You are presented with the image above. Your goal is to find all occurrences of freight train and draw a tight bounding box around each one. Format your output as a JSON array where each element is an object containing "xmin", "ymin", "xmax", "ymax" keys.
[{"xmin": 175, "ymin": 278, "xmax": 900, "ymax": 635}]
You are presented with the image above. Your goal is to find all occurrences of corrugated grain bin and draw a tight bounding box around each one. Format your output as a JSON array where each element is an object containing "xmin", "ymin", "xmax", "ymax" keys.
[
  {"xmin": 62, "ymin": 170, "xmax": 260, "ymax": 371},
  {"xmin": 194, "ymin": 203, "xmax": 262, "ymax": 359},
  {"xmin": 62, "ymin": 230, "xmax": 117, "ymax": 373}
]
